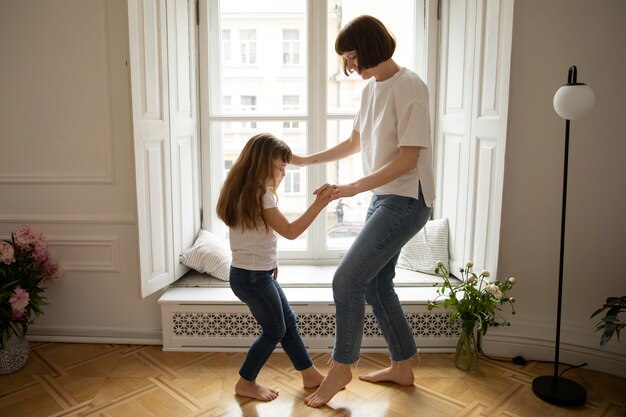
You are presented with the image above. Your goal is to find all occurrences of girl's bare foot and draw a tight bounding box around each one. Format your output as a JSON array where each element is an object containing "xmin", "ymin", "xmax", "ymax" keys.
[
  {"xmin": 301, "ymin": 364, "xmax": 326, "ymax": 389},
  {"xmin": 359, "ymin": 359, "xmax": 415, "ymax": 386},
  {"xmin": 235, "ymin": 377, "xmax": 279, "ymax": 401},
  {"xmin": 305, "ymin": 361, "xmax": 352, "ymax": 407}
]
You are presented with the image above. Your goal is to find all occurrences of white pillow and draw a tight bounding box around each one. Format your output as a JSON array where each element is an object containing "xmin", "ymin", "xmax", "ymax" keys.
[
  {"xmin": 397, "ymin": 218, "xmax": 449, "ymax": 276},
  {"xmin": 180, "ymin": 229, "xmax": 231, "ymax": 281}
]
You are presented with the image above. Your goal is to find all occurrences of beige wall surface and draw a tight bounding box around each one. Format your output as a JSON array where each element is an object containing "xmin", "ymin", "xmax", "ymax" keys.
[
  {"xmin": 493, "ymin": 0, "xmax": 626, "ymax": 373},
  {"xmin": 0, "ymin": 0, "xmax": 162, "ymax": 343},
  {"xmin": 0, "ymin": 0, "xmax": 624, "ymax": 374}
]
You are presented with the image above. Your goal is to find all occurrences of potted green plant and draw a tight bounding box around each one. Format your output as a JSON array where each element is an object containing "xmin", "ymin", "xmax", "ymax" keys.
[
  {"xmin": 590, "ymin": 296, "xmax": 625, "ymax": 348},
  {"xmin": 428, "ymin": 261, "xmax": 517, "ymax": 371}
]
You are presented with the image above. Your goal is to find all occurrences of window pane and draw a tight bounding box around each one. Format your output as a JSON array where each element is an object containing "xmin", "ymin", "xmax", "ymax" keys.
[
  {"xmin": 213, "ymin": 120, "xmax": 308, "ymax": 249},
  {"xmin": 327, "ymin": 0, "xmax": 418, "ymax": 114},
  {"xmin": 216, "ymin": 0, "xmax": 307, "ymax": 115},
  {"xmin": 325, "ymin": 0, "xmax": 421, "ymax": 251},
  {"xmin": 325, "ymin": 119, "xmax": 371, "ymax": 249}
]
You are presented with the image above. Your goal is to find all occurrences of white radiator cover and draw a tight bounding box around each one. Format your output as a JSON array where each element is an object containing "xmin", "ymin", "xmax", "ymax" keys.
[{"xmin": 161, "ymin": 303, "xmax": 460, "ymax": 352}]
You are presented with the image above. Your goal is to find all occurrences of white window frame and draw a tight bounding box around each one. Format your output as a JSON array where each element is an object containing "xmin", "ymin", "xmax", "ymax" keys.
[{"xmin": 199, "ymin": 0, "xmax": 439, "ymax": 262}]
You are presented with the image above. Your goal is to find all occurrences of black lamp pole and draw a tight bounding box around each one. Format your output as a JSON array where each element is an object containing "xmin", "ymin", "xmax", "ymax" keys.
[{"xmin": 532, "ymin": 66, "xmax": 587, "ymax": 407}]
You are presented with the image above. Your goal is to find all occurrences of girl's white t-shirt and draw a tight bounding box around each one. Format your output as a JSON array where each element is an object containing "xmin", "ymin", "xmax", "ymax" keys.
[
  {"xmin": 228, "ymin": 188, "xmax": 278, "ymax": 271},
  {"xmin": 354, "ymin": 67, "xmax": 435, "ymax": 207}
]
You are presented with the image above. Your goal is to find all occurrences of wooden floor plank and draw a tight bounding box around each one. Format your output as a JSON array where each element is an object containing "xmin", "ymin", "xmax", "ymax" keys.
[{"xmin": 0, "ymin": 343, "xmax": 624, "ymax": 417}]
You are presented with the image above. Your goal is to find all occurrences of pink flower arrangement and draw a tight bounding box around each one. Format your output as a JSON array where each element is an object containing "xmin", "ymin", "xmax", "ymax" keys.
[{"xmin": 1, "ymin": 225, "xmax": 64, "ymax": 348}]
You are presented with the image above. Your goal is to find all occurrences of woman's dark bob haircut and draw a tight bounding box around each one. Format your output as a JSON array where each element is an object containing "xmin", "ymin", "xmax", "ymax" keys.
[{"xmin": 335, "ymin": 15, "xmax": 396, "ymax": 76}]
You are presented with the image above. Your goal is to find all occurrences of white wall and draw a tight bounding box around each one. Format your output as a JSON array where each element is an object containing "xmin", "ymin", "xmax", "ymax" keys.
[
  {"xmin": 0, "ymin": 0, "xmax": 162, "ymax": 344},
  {"xmin": 1, "ymin": 0, "xmax": 624, "ymax": 375},
  {"xmin": 486, "ymin": 0, "xmax": 626, "ymax": 376}
]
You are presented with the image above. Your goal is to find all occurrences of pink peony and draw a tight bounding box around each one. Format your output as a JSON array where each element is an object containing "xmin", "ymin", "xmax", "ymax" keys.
[
  {"xmin": 9, "ymin": 286, "xmax": 30, "ymax": 318},
  {"xmin": 42, "ymin": 262, "xmax": 64, "ymax": 283},
  {"xmin": 0, "ymin": 243, "xmax": 15, "ymax": 265},
  {"xmin": 33, "ymin": 244, "xmax": 49, "ymax": 265},
  {"xmin": 14, "ymin": 224, "xmax": 47, "ymax": 251}
]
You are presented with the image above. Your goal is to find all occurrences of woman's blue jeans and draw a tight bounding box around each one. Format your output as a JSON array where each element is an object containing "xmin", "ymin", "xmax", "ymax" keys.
[
  {"xmin": 229, "ymin": 267, "xmax": 313, "ymax": 381},
  {"xmin": 332, "ymin": 191, "xmax": 432, "ymax": 364}
]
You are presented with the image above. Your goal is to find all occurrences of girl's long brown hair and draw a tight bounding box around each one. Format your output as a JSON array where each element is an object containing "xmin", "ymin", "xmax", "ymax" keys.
[{"xmin": 216, "ymin": 133, "xmax": 292, "ymax": 231}]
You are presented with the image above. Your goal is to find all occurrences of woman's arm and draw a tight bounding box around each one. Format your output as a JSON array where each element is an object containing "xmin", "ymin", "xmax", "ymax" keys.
[
  {"xmin": 263, "ymin": 183, "xmax": 336, "ymax": 240},
  {"xmin": 326, "ymin": 146, "xmax": 422, "ymax": 198},
  {"xmin": 291, "ymin": 130, "xmax": 361, "ymax": 167}
]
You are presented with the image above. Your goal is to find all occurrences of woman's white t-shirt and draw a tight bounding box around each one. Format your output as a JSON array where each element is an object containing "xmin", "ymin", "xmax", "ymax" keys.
[
  {"xmin": 354, "ymin": 67, "xmax": 435, "ymax": 207},
  {"xmin": 229, "ymin": 188, "xmax": 278, "ymax": 271}
]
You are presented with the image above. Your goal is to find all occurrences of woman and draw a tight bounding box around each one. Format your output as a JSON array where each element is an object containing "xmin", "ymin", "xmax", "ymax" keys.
[{"xmin": 292, "ymin": 15, "xmax": 435, "ymax": 407}]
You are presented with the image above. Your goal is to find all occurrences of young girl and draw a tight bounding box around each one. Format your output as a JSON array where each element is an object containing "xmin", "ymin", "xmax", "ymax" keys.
[{"xmin": 216, "ymin": 133, "xmax": 336, "ymax": 401}]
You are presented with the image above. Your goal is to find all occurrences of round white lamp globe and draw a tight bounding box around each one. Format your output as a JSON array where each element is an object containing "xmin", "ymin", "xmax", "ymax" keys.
[{"xmin": 553, "ymin": 84, "xmax": 595, "ymax": 120}]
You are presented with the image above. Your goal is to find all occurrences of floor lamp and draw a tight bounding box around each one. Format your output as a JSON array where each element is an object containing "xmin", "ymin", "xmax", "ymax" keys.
[{"xmin": 532, "ymin": 66, "xmax": 595, "ymax": 407}]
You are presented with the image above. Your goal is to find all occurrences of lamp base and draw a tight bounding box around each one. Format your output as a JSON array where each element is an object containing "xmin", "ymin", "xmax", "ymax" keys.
[{"xmin": 532, "ymin": 375, "xmax": 586, "ymax": 407}]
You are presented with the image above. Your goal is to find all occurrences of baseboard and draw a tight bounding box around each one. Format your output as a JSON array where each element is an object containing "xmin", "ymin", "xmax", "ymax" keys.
[
  {"xmin": 479, "ymin": 319, "xmax": 626, "ymax": 378},
  {"xmin": 26, "ymin": 325, "xmax": 162, "ymax": 346}
]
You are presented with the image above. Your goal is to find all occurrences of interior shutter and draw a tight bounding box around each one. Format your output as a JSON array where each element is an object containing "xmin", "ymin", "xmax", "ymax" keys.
[
  {"xmin": 128, "ymin": 0, "xmax": 200, "ymax": 298},
  {"xmin": 434, "ymin": 0, "xmax": 513, "ymax": 276}
]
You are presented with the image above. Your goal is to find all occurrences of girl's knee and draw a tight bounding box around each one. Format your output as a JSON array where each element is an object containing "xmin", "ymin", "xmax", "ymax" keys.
[{"xmin": 263, "ymin": 323, "xmax": 286, "ymax": 342}]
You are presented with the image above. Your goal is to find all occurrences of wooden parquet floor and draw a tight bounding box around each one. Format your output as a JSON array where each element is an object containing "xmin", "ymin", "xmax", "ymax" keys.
[{"xmin": 0, "ymin": 342, "xmax": 624, "ymax": 417}]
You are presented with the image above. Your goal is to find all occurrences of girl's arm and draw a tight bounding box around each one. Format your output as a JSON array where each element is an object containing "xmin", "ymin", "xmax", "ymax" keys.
[
  {"xmin": 323, "ymin": 146, "xmax": 421, "ymax": 198},
  {"xmin": 262, "ymin": 183, "xmax": 336, "ymax": 240},
  {"xmin": 291, "ymin": 130, "xmax": 361, "ymax": 166}
]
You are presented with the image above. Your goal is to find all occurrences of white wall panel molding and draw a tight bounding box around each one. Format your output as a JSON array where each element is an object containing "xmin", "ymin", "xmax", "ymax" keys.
[
  {"xmin": 47, "ymin": 236, "xmax": 122, "ymax": 272},
  {"xmin": 0, "ymin": 0, "xmax": 116, "ymax": 185},
  {"xmin": 0, "ymin": 234, "xmax": 122, "ymax": 273},
  {"xmin": 0, "ymin": 215, "xmax": 135, "ymax": 225}
]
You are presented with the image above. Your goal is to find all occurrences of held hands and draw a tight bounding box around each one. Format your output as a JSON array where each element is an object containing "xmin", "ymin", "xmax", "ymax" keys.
[
  {"xmin": 312, "ymin": 183, "xmax": 338, "ymax": 207},
  {"xmin": 314, "ymin": 183, "xmax": 358, "ymax": 201}
]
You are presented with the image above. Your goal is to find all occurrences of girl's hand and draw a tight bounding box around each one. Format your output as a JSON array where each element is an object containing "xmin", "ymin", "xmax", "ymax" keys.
[{"xmin": 313, "ymin": 183, "xmax": 337, "ymax": 206}]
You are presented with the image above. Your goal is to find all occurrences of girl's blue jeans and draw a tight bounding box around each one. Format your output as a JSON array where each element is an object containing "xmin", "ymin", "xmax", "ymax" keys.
[
  {"xmin": 229, "ymin": 267, "xmax": 313, "ymax": 381},
  {"xmin": 332, "ymin": 190, "xmax": 432, "ymax": 364}
]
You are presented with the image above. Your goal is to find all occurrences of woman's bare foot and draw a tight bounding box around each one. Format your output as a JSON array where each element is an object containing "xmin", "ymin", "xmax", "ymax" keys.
[
  {"xmin": 305, "ymin": 361, "xmax": 352, "ymax": 407},
  {"xmin": 301, "ymin": 364, "xmax": 326, "ymax": 389},
  {"xmin": 235, "ymin": 377, "xmax": 279, "ymax": 401},
  {"xmin": 358, "ymin": 359, "xmax": 415, "ymax": 386}
]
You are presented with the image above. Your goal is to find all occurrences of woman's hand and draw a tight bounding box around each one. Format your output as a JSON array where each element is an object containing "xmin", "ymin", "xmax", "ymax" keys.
[
  {"xmin": 290, "ymin": 154, "xmax": 309, "ymax": 167},
  {"xmin": 315, "ymin": 183, "xmax": 358, "ymax": 201}
]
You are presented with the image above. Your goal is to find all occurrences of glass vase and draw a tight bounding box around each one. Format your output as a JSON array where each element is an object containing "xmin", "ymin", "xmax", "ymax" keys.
[
  {"xmin": 454, "ymin": 319, "xmax": 479, "ymax": 371},
  {"xmin": 0, "ymin": 332, "xmax": 30, "ymax": 374}
]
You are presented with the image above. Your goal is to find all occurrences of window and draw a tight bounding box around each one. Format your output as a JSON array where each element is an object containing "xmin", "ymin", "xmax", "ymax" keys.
[
  {"xmin": 221, "ymin": 29, "xmax": 231, "ymax": 63},
  {"xmin": 282, "ymin": 29, "xmax": 300, "ymax": 65},
  {"xmin": 239, "ymin": 29, "xmax": 256, "ymax": 64},
  {"xmin": 202, "ymin": 0, "xmax": 429, "ymax": 260},
  {"xmin": 283, "ymin": 95, "xmax": 300, "ymax": 129},
  {"xmin": 131, "ymin": 0, "xmax": 512, "ymax": 295},
  {"xmin": 283, "ymin": 165, "xmax": 302, "ymax": 195}
]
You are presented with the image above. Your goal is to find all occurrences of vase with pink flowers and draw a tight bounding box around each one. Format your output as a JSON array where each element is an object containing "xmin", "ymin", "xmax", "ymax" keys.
[{"xmin": 0, "ymin": 224, "xmax": 63, "ymax": 373}]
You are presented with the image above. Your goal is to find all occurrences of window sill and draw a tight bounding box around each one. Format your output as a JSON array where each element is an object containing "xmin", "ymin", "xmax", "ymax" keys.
[{"xmin": 162, "ymin": 265, "xmax": 458, "ymax": 306}]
